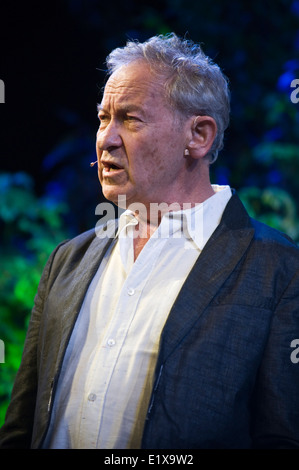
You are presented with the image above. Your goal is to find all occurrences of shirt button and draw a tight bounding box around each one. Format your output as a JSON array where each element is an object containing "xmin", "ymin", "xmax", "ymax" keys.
[
  {"xmin": 88, "ymin": 393, "xmax": 97, "ymax": 402},
  {"xmin": 127, "ymin": 287, "xmax": 135, "ymax": 296},
  {"xmin": 107, "ymin": 338, "xmax": 116, "ymax": 347}
]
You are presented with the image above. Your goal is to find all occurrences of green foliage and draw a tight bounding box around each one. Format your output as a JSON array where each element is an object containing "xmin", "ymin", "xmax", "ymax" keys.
[
  {"xmin": 0, "ymin": 172, "xmax": 71, "ymax": 426},
  {"xmin": 239, "ymin": 186, "xmax": 299, "ymax": 242}
]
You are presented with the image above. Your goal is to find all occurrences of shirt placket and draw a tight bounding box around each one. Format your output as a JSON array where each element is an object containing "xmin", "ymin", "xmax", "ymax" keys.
[{"xmin": 78, "ymin": 232, "xmax": 166, "ymax": 448}]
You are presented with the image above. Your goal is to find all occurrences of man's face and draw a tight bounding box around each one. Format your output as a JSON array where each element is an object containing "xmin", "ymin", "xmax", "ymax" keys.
[{"xmin": 96, "ymin": 61, "xmax": 191, "ymax": 209}]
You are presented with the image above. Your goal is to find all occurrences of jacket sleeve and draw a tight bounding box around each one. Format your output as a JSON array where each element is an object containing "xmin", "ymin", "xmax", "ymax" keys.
[
  {"xmin": 0, "ymin": 242, "xmax": 68, "ymax": 449},
  {"xmin": 251, "ymin": 268, "xmax": 299, "ymax": 448}
]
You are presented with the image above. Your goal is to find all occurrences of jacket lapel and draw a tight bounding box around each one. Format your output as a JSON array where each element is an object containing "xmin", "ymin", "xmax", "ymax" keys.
[
  {"xmin": 54, "ymin": 220, "xmax": 118, "ymax": 373},
  {"xmin": 157, "ymin": 193, "xmax": 255, "ymax": 363}
]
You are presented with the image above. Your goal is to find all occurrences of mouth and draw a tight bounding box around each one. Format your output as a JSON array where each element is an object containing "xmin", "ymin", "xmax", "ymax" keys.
[{"xmin": 101, "ymin": 160, "xmax": 125, "ymax": 177}]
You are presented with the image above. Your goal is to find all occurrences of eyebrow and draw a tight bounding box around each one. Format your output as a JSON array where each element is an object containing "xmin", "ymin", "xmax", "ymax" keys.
[
  {"xmin": 97, "ymin": 103, "xmax": 105, "ymax": 113},
  {"xmin": 96, "ymin": 103, "xmax": 145, "ymax": 115}
]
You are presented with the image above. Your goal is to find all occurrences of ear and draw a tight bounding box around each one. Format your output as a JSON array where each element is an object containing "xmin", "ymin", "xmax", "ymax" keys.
[{"xmin": 187, "ymin": 116, "xmax": 217, "ymax": 159}]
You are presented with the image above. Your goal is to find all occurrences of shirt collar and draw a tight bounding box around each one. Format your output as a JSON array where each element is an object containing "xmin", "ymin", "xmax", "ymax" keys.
[
  {"xmin": 181, "ymin": 184, "xmax": 232, "ymax": 250},
  {"xmin": 117, "ymin": 210, "xmax": 138, "ymax": 236},
  {"xmin": 116, "ymin": 185, "xmax": 232, "ymax": 250}
]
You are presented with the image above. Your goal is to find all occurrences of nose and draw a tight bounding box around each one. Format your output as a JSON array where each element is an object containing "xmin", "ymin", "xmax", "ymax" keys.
[{"xmin": 96, "ymin": 120, "xmax": 122, "ymax": 152}]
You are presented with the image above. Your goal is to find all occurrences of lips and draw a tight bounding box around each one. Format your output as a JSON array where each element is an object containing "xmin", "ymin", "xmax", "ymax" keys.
[{"xmin": 101, "ymin": 160, "xmax": 125, "ymax": 176}]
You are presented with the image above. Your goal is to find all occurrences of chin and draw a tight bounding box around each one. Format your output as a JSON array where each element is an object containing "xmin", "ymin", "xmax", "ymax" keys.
[{"xmin": 102, "ymin": 186, "xmax": 127, "ymax": 208}]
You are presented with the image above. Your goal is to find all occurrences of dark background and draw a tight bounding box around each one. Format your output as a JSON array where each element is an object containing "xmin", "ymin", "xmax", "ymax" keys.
[{"xmin": 0, "ymin": 0, "xmax": 299, "ymax": 424}]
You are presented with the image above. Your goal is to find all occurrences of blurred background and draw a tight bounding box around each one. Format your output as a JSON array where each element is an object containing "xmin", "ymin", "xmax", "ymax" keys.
[{"xmin": 0, "ymin": 0, "xmax": 298, "ymax": 426}]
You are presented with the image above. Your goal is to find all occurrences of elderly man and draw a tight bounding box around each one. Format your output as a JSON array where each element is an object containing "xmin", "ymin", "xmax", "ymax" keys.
[{"xmin": 0, "ymin": 33, "xmax": 299, "ymax": 449}]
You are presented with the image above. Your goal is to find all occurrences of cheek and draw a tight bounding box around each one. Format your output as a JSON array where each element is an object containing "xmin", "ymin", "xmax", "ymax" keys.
[
  {"xmin": 137, "ymin": 136, "xmax": 169, "ymax": 176},
  {"xmin": 97, "ymin": 167, "xmax": 102, "ymax": 184},
  {"xmin": 152, "ymin": 141, "xmax": 169, "ymax": 172}
]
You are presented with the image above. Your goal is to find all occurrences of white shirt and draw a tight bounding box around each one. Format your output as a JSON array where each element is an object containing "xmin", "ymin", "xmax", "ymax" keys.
[{"xmin": 43, "ymin": 185, "xmax": 232, "ymax": 449}]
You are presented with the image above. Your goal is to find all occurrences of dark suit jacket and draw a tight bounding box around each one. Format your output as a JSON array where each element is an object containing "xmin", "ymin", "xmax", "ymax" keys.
[{"xmin": 1, "ymin": 193, "xmax": 299, "ymax": 449}]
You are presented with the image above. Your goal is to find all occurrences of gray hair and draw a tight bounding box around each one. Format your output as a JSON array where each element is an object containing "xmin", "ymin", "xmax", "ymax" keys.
[{"xmin": 105, "ymin": 33, "xmax": 230, "ymax": 163}]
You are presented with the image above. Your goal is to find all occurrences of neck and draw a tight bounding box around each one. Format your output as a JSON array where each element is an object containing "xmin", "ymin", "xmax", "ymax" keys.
[
  {"xmin": 133, "ymin": 182, "xmax": 215, "ymax": 226},
  {"xmin": 131, "ymin": 180, "xmax": 215, "ymax": 260}
]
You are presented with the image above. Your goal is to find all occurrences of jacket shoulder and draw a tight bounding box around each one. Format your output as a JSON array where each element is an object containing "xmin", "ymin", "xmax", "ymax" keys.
[
  {"xmin": 225, "ymin": 192, "xmax": 298, "ymax": 251},
  {"xmin": 39, "ymin": 220, "xmax": 117, "ymax": 290},
  {"xmin": 57, "ymin": 227, "xmax": 97, "ymax": 254},
  {"xmin": 250, "ymin": 217, "xmax": 299, "ymax": 250},
  {"xmin": 50, "ymin": 219, "xmax": 117, "ymax": 264}
]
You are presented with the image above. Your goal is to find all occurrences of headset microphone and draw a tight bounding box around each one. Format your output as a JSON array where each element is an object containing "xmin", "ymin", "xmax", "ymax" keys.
[{"xmin": 90, "ymin": 161, "xmax": 98, "ymax": 167}]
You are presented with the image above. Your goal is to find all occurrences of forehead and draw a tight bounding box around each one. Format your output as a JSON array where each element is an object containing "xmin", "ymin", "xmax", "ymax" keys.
[{"xmin": 100, "ymin": 62, "xmax": 167, "ymax": 110}]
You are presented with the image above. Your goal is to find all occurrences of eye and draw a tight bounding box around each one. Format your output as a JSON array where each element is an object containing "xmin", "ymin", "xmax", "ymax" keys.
[
  {"xmin": 98, "ymin": 113, "xmax": 109, "ymax": 122},
  {"xmin": 125, "ymin": 115, "xmax": 142, "ymax": 123},
  {"xmin": 98, "ymin": 113, "xmax": 110, "ymax": 129}
]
